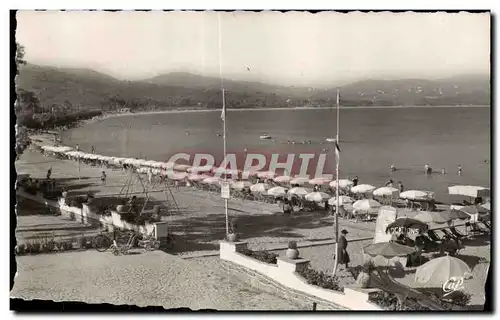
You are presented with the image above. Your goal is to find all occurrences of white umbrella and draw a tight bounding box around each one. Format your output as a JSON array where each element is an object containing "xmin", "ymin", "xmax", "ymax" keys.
[
  {"xmin": 448, "ymin": 185, "xmax": 490, "ymax": 198},
  {"xmin": 230, "ymin": 181, "xmax": 252, "ymax": 190},
  {"xmin": 187, "ymin": 174, "xmax": 210, "ymax": 182},
  {"xmin": 290, "ymin": 177, "xmax": 310, "ymax": 185},
  {"xmin": 267, "ymin": 186, "xmax": 288, "ymax": 197},
  {"xmin": 351, "ymin": 184, "xmax": 376, "ymax": 194},
  {"xmin": 257, "ymin": 171, "xmax": 276, "ymax": 179},
  {"xmin": 143, "ymin": 160, "xmax": 158, "ymax": 167},
  {"xmin": 328, "ymin": 195, "xmax": 355, "ymax": 206},
  {"xmin": 353, "ymin": 199, "xmax": 382, "ymax": 214},
  {"xmin": 273, "ymin": 176, "xmax": 292, "ymax": 183},
  {"xmin": 309, "ymin": 177, "xmax": 331, "ymax": 185},
  {"xmin": 400, "ymin": 190, "xmax": 434, "ymax": 201},
  {"xmin": 305, "ymin": 192, "xmax": 331, "ymax": 203},
  {"xmin": 329, "ymin": 179, "xmax": 354, "ymax": 189},
  {"xmin": 287, "ymin": 187, "xmax": 309, "ymax": 197},
  {"xmin": 151, "ymin": 162, "xmax": 165, "ymax": 168},
  {"xmin": 250, "ymin": 183, "xmax": 270, "ymax": 193},
  {"xmin": 202, "ymin": 177, "xmax": 221, "ymax": 185},
  {"xmin": 373, "ymin": 187, "xmax": 400, "ymax": 197}
]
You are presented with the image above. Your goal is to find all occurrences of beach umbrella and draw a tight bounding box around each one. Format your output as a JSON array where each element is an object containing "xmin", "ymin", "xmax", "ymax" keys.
[
  {"xmin": 373, "ymin": 187, "xmax": 400, "ymax": 198},
  {"xmin": 267, "ymin": 186, "xmax": 288, "ymax": 197},
  {"xmin": 414, "ymin": 255, "xmax": 472, "ymax": 288},
  {"xmin": 328, "ymin": 195, "xmax": 355, "ymax": 206},
  {"xmin": 363, "ymin": 242, "xmax": 416, "ymax": 258},
  {"xmin": 287, "ymin": 187, "xmax": 309, "ymax": 197},
  {"xmin": 481, "ymin": 202, "xmax": 491, "ymax": 211},
  {"xmin": 290, "ymin": 177, "xmax": 310, "ymax": 185},
  {"xmin": 351, "ymin": 184, "xmax": 376, "ymax": 194},
  {"xmin": 257, "ymin": 171, "xmax": 276, "ymax": 179},
  {"xmin": 352, "ymin": 199, "xmax": 382, "ymax": 214},
  {"xmin": 187, "ymin": 174, "xmax": 210, "ymax": 182},
  {"xmin": 170, "ymin": 172, "xmax": 187, "ymax": 181},
  {"xmin": 151, "ymin": 161, "xmax": 165, "ymax": 168},
  {"xmin": 241, "ymin": 171, "xmax": 259, "ymax": 179},
  {"xmin": 448, "ymin": 185, "xmax": 490, "ymax": 198},
  {"xmin": 386, "ymin": 218, "xmax": 428, "ymax": 234},
  {"xmin": 202, "ymin": 177, "xmax": 221, "ymax": 185},
  {"xmin": 460, "ymin": 205, "xmax": 489, "ymax": 216},
  {"xmin": 143, "ymin": 160, "xmax": 158, "ymax": 167},
  {"xmin": 250, "ymin": 183, "xmax": 270, "ymax": 193},
  {"xmin": 305, "ymin": 192, "xmax": 331, "ymax": 203},
  {"xmin": 329, "ymin": 179, "xmax": 354, "ymax": 189},
  {"xmin": 309, "ymin": 177, "xmax": 331, "ymax": 185},
  {"xmin": 414, "ymin": 210, "xmax": 467, "ymax": 224},
  {"xmin": 400, "ymin": 190, "xmax": 434, "ymax": 201},
  {"xmin": 273, "ymin": 175, "xmax": 292, "ymax": 183},
  {"xmin": 174, "ymin": 164, "xmax": 191, "ymax": 171},
  {"xmin": 212, "ymin": 168, "xmax": 240, "ymax": 177},
  {"xmin": 230, "ymin": 181, "xmax": 252, "ymax": 190},
  {"xmin": 187, "ymin": 166, "xmax": 213, "ymax": 173}
]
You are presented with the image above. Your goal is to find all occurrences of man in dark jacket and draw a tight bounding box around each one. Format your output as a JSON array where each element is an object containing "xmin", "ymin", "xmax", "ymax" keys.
[{"xmin": 337, "ymin": 229, "xmax": 350, "ymax": 268}]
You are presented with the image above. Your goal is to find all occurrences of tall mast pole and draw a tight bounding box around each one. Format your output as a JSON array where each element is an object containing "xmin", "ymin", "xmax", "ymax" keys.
[
  {"xmin": 218, "ymin": 12, "xmax": 229, "ymax": 236},
  {"xmin": 332, "ymin": 89, "xmax": 340, "ymax": 276}
]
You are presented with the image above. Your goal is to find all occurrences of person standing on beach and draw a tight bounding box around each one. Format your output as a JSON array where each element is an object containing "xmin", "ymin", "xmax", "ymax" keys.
[
  {"xmin": 148, "ymin": 169, "xmax": 153, "ymax": 185},
  {"xmin": 398, "ymin": 181, "xmax": 404, "ymax": 193},
  {"xmin": 390, "ymin": 164, "xmax": 396, "ymax": 172},
  {"xmin": 337, "ymin": 229, "xmax": 350, "ymax": 269},
  {"xmin": 385, "ymin": 179, "xmax": 394, "ymax": 187},
  {"xmin": 91, "ymin": 146, "xmax": 95, "ymax": 154},
  {"xmin": 441, "ymin": 168, "xmax": 446, "ymax": 175},
  {"xmin": 457, "ymin": 165, "xmax": 462, "ymax": 176},
  {"xmin": 46, "ymin": 167, "xmax": 52, "ymax": 180},
  {"xmin": 352, "ymin": 176, "xmax": 359, "ymax": 187},
  {"xmin": 100, "ymin": 171, "xmax": 106, "ymax": 185},
  {"xmin": 76, "ymin": 144, "xmax": 79, "ymax": 151}
]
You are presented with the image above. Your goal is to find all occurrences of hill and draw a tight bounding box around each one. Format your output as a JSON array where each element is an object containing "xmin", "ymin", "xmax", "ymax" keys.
[{"xmin": 15, "ymin": 64, "xmax": 490, "ymax": 111}]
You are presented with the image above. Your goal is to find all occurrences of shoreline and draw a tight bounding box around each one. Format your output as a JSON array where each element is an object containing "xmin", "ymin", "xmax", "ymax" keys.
[{"xmin": 88, "ymin": 104, "xmax": 491, "ymax": 122}]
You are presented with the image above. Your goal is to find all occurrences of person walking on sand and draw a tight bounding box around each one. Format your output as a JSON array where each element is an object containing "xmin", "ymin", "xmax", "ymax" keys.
[
  {"xmin": 46, "ymin": 167, "xmax": 52, "ymax": 180},
  {"xmin": 385, "ymin": 179, "xmax": 394, "ymax": 187},
  {"xmin": 457, "ymin": 165, "xmax": 462, "ymax": 176},
  {"xmin": 337, "ymin": 229, "xmax": 350, "ymax": 269},
  {"xmin": 100, "ymin": 171, "xmax": 106, "ymax": 185}
]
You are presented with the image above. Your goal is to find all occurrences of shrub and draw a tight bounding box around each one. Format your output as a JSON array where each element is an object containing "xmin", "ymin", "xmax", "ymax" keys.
[
  {"xmin": 241, "ymin": 248, "xmax": 278, "ymax": 264},
  {"xmin": 288, "ymin": 240, "xmax": 298, "ymax": 250},
  {"xmin": 296, "ymin": 266, "xmax": 343, "ymax": 292}
]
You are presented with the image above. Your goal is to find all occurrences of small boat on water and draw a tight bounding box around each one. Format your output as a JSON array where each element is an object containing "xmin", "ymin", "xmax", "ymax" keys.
[
  {"xmin": 260, "ymin": 134, "xmax": 272, "ymax": 140},
  {"xmin": 325, "ymin": 138, "xmax": 336, "ymax": 143}
]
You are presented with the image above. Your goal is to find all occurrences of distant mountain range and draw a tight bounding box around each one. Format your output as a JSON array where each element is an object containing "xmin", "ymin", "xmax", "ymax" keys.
[{"xmin": 16, "ymin": 64, "xmax": 490, "ymax": 110}]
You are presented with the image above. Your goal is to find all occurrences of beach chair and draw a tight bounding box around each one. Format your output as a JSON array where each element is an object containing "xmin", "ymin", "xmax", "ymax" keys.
[
  {"xmin": 426, "ymin": 230, "xmax": 442, "ymax": 243},
  {"xmin": 466, "ymin": 222, "xmax": 485, "ymax": 235},
  {"xmin": 440, "ymin": 228, "xmax": 460, "ymax": 241},
  {"xmin": 449, "ymin": 226, "xmax": 467, "ymax": 239}
]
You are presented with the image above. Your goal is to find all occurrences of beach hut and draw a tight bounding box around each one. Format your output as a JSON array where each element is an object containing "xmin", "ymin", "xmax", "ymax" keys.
[{"xmin": 448, "ymin": 185, "xmax": 490, "ymax": 199}]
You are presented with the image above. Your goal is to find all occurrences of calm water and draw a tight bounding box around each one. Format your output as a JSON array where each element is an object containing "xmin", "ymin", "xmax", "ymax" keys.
[{"xmin": 62, "ymin": 106, "xmax": 491, "ymax": 202}]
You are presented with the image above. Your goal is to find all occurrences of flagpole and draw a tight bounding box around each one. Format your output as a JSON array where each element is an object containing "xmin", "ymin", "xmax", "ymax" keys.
[
  {"xmin": 332, "ymin": 89, "xmax": 340, "ymax": 277},
  {"xmin": 218, "ymin": 12, "xmax": 229, "ymax": 236}
]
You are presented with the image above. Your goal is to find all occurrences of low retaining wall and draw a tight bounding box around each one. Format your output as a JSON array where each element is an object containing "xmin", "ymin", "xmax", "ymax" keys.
[{"xmin": 220, "ymin": 241, "xmax": 382, "ymax": 311}]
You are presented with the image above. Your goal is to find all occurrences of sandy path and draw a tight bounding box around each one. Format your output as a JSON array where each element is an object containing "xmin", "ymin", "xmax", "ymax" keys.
[{"xmin": 11, "ymin": 250, "xmax": 304, "ymax": 310}]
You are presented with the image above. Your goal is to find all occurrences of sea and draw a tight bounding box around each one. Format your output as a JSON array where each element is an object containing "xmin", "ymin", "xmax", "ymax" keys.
[{"xmin": 61, "ymin": 106, "xmax": 491, "ymax": 203}]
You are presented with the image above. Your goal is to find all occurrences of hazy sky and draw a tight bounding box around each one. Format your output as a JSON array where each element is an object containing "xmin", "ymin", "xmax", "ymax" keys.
[{"xmin": 16, "ymin": 11, "xmax": 490, "ymax": 86}]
